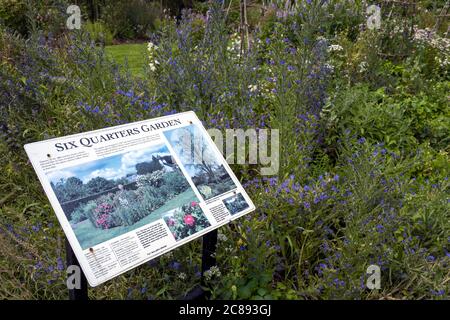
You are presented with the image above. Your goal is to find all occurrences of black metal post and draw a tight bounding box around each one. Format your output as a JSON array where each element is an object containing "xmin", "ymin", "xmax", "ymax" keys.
[
  {"xmin": 64, "ymin": 231, "xmax": 217, "ymax": 300},
  {"xmin": 201, "ymin": 229, "xmax": 218, "ymax": 282},
  {"xmin": 182, "ymin": 229, "xmax": 218, "ymax": 300},
  {"xmin": 65, "ymin": 238, "xmax": 89, "ymax": 300}
]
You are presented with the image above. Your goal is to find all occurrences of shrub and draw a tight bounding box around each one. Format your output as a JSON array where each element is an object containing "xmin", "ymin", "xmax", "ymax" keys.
[
  {"xmin": 139, "ymin": 187, "xmax": 165, "ymax": 211},
  {"xmin": 88, "ymin": 201, "xmax": 114, "ymax": 229},
  {"xmin": 111, "ymin": 204, "xmax": 145, "ymax": 227},
  {"xmin": 86, "ymin": 177, "xmax": 115, "ymax": 194},
  {"xmin": 0, "ymin": 0, "xmax": 69, "ymax": 36},
  {"xmin": 163, "ymin": 171, "xmax": 189, "ymax": 193},
  {"xmin": 71, "ymin": 201, "xmax": 96, "ymax": 224},
  {"xmin": 136, "ymin": 170, "xmax": 165, "ymax": 188},
  {"xmin": 0, "ymin": 0, "xmax": 28, "ymax": 35},
  {"xmin": 84, "ymin": 20, "xmax": 114, "ymax": 45},
  {"xmin": 135, "ymin": 159, "xmax": 163, "ymax": 175},
  {"xmin": 102, "ymin": 0, "xmax": 161, "ymax": 39}
]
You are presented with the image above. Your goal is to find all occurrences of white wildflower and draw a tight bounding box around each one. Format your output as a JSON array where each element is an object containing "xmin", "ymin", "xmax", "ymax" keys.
[
  {"xmin": 147, "ymin": 41, "xmax": 160, "ymax": 71},
  {"xmin": 358, "ymin": 61, "xmax": 368, "ymax": 73},
  {"xmin": 227, "ymin": 33, "xmax": 242, "ymax": 58},
  {"xmin": 177, "ymin": 272, "xmax": 187, "ymax": 280},
  {"xmin": 328, "ymin": 44, "xmax": 343, "ymax": 52},
  {"xmin": 203, "ymin": 265, "xmax": 221, "ymax": 281},
  {"xmin": 118, "ymin": 197, "xmax": 129, "ymax": 206},
  {"xmin": 248, "ymin": 84, "xmax": 258, "ymax": 92},
  {"xmin": 217, "ymin": 233, "xmax": 228, "ymax": 242},
  {"xmin": 324, "ymin": 63, "xmax": 335, "ymax": 73}
]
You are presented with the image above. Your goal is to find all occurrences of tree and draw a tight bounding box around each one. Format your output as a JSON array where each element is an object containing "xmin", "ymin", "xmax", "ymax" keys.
[
  {"xmin": 171, "ymin": 126, "xmax": 220, "ymax": 183},
  {"xmin": 51, "ymin": 180, "xmax": 68, "ymax": 202},
  {"xmin": 64, "ymin": 177, "xmax": 87, "ymax": 199},
  {"xmin": 135, "ymin": 159, "xmax": 163, "ymax": 175},
  {"xmin": 86, "ymin": 177, "xmax": 115, "ymax": 194}
]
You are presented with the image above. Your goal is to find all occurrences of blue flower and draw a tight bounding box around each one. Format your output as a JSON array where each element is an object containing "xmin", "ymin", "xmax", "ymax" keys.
[
  {"xmin": 431, "ymin": 289, "xmax": 445, "ymax": 296},
  {"xmin": 170, "ymin": 261, "xmax": 181, "ymax": 270},
  {"xmin": 56, "ymin": 257, "xmax": 64, "ymax": 271}
]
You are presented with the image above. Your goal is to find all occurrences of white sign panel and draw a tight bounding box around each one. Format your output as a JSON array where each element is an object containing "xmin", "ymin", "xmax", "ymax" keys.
[{"xmin": 25, "ymin": 111, "xmax": 255, "ymax": 286}]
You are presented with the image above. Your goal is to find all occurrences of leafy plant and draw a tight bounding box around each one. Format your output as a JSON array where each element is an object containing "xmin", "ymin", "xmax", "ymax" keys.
[{"xmin": 84, "ymin": 20, "xmax": 114, "ymax": 45}]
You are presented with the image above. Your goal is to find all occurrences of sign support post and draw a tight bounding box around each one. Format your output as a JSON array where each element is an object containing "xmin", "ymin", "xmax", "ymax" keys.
[
  {"xmin": 66, "ymin": 230, "xmax": 218, "ymax": 300},
  {"xmin": 201, "ymin": 229, "xmax": 218, "ymax": 285},
  {"xmin": 65, "ymin": 238, "xmax": 88, "ymax": 300}
]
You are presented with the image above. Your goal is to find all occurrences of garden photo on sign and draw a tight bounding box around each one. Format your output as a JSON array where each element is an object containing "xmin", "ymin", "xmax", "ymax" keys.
[
  {"xmin": 163, "ymin": 201, "xmax": 211, "ymax": 241},
  {"xmin": 47, "ymin": 144, "xmax": 199, "ymax": 249},
  {"xmin": 222, "ymin": 193, "xmax": 250, "ymax": 216},
  {"xmin": 164, "ymin": 124, "xmax": 237, "ymax": 200}
]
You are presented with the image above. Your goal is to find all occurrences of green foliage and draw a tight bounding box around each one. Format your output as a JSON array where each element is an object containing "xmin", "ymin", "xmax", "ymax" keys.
[
  {"xmin": 0, "ymin": 1, "xmax": 449, "ymax": 300},
  {"xmin": 135, "ymin": 159, "xmax": 163, "ymax": 175},
  {"xmin": 323, "ymin": 85, "xmax": 416, "ymax": 151},
  {"xmin": 86, "ymin": 177, "xmax": 115, "ymax": 194},
  {"xmin": 51, "ymin": 177, "xmax": 87, "ymax": 202},
  {"xmin": 136, "ymin": 170, "xmax": 165, "ymax": 188},
  {"xmin": 102, "ymin": 0, "xmax": 161, "ymax": 39},
  {"xmin": 163, "ymin": 171, "xmax": 190, "ymax": 194},
  {"xmin": 0, "ymin": 0, "xmax": 28, "ymax": 35},
  {"xmin": 84, "ymin": 20, "xmax": 114, "ymax": 45},
  {"xmin": 323, "ymin": 80, "xmax": 450, "ymax": 153},
  {"xmin": 71, "ymin": 169, "xmax": 191, "ymax": 229},
  {"xmin": 71, "ymin": 200, "xmax": 96, "ymax": 223},
  {"xmin": 0, "ymin": 0, "xmax": 69, "ymax": 36}
]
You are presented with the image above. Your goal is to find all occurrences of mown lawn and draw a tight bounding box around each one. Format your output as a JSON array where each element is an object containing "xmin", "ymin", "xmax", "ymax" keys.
[
  {"xmin": 72, "ymin": 188, "xmax": 198, "ymax": 250},
  {"xmin": 105, "ymin": 43, "xmax": 147, "ymax": 77}
]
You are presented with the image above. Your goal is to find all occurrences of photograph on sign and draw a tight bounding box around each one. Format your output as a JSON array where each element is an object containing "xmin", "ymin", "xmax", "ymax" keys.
[
  {"xmin": 24, "ymin": 111, "xmax": 255, "ymax": 286},
  {"xmin": 47, "ymin": 144, "xmax": 202, "ymax": 249},
  {"xmin": 163, "ymin": 124, "xmax": 237, "ymax": 200},
  {"xmin": 222, "ymin": 193, "xmax": 250, "ymax": 216}
]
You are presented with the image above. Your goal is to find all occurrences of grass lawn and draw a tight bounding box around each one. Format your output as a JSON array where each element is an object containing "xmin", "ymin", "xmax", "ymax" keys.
[
  {"xmin": 105, "ymin": 43, "xmax": 147, "ymax": 77},
  {"xmin": 72, "ymin": 188, "xmax": 198, "ymax": 250}
]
